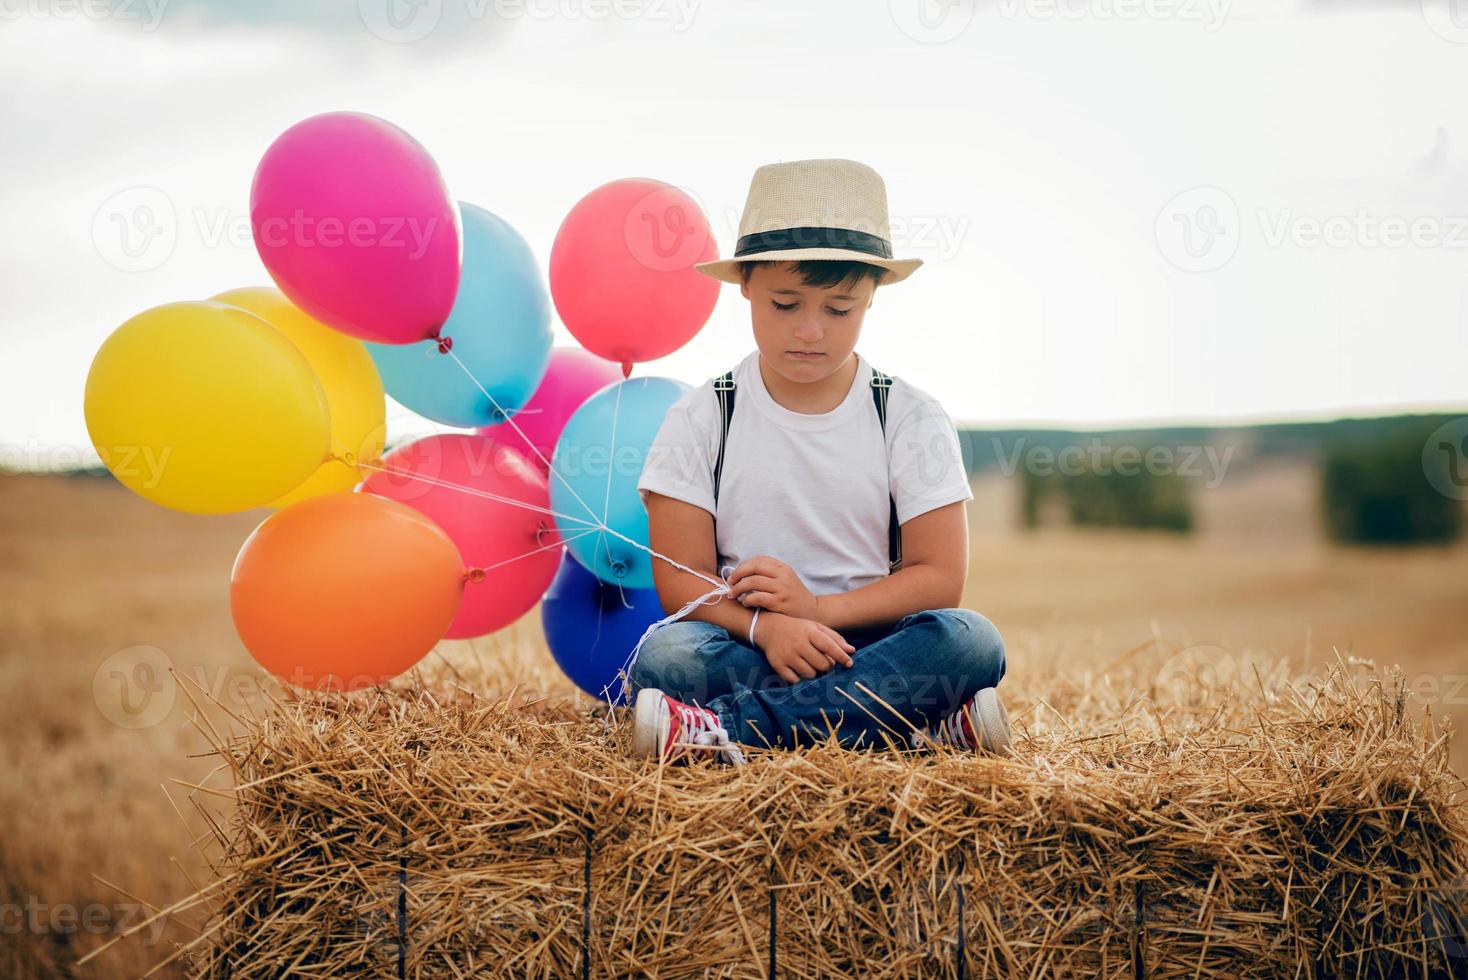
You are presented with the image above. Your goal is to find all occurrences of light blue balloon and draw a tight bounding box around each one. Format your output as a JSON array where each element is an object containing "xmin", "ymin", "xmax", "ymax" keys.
[
  {"xmin": 366, "ymin": 202, "xmax": 552, "ymax": 427},
  {"xmin": 551, "ymin": 377, "xmax": 690, "ymax": 590}
]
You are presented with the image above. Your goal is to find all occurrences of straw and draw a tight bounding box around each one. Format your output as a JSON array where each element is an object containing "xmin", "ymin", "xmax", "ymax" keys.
[{"xmin": 131, "ymin": 648, "xmax": 1466, "ymax": 977}]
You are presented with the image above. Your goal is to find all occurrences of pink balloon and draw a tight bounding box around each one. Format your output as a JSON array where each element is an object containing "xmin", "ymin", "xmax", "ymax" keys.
[
  {"xmin": 251, "ymin": 112, "xmax": 462, "ymax": 345},
  {"xmin": 476, "ymin": 347, "xmax": 623, "ymax": 476},
  {"xmin": 361, "ymin": 434, "xmax": 560, "ymax": 639},
  {"xmin": 550, "ymin": 178, "xmax": 720, "ymax": 371}
]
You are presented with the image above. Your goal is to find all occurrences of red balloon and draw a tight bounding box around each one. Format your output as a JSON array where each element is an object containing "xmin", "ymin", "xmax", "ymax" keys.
[
  {"xmin": 549, "ymin": 179, "xmax": 720, "ymax": 369},
  {"xmin": 362, "ymin": 434, "xmax": 561, "ymax": 639}
]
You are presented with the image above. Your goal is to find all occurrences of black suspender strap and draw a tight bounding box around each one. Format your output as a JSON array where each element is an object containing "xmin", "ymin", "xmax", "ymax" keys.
[
  {"xmin": 870, "ymin": 369, "xmax": 903, "ymax": 572},
  {"xmin": 712, "ymin": 371, "xmax": 736, "ymax": 506},
  {"xmin": 712, "ymin": 365, "xmax": 903, "ymax": 572}
]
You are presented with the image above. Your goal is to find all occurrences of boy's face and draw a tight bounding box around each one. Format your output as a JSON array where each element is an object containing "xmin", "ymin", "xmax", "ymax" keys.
[{"xmin": 739, "ymin": 262, "xmax": 876, "ymax": 385}]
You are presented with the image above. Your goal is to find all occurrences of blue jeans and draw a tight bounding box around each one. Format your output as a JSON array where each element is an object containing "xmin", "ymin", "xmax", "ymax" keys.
[{"xmin": 625, "ymin": 608, "xmax": 1007, "ymax": 752}]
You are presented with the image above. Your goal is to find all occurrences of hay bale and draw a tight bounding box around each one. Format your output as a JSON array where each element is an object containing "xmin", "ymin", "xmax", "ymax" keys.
[{"xmin": 142, "ymin": 652, "xmax": 1467, "ymax": 977}]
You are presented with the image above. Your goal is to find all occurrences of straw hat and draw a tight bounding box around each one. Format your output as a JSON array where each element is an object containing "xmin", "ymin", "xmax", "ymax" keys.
[{"xmin": 695, "ymin": 159, "xmax": 924, "ymax": 286}]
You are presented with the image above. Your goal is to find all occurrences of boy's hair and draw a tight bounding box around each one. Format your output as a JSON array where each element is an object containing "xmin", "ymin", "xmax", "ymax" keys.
[{"xmin": 738, "ymin": 259, "xmax": 887, "ymax": 291}]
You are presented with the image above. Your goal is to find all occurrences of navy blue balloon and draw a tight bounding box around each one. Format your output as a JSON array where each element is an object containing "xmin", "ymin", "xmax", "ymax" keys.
[
  {"xmin": 367, "ymin": 202, "xmax": 552, "ymax": 427},
  {"xmin": 542, "ymin": 550, "xmax": 664, "ymax": 705}
]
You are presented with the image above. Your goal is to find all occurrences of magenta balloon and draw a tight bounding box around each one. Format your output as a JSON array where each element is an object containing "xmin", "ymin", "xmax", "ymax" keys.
[
  {"xmin": 549, "ymin": 178, "xmax": 720, "ymax": 369},
  {"xmin": 251, "ymin": 112, "xmax": 462, "ymax": 345},
  {"xmin": 361, "ymin": 434, "xmax": 560, "ymax": 639},
  {"xmin": 475, "ymin": 347, "xmax": 623, "ymax": 475}
]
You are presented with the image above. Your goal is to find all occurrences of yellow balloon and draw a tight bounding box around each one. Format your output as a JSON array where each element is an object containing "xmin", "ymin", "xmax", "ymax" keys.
[
  {"xmin": 85, "ymin": 301, "xmax": 331, "ymax": 514},
  {"xmin": 211, "ymin": 287, "xmax": 386, "ymax": 507}
]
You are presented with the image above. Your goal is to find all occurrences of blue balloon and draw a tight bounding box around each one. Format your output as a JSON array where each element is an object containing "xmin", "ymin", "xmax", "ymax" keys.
[
  {"xmin": 550, "ymin": 376, "xmax": 689, "ymax": 590},
  {"xmin": 542, "ymin": 550, "xmax": 665, "ymax": 704},
  {"xmin": 367, "ymin": 202, "xmax": 552, "ymax": 427}
]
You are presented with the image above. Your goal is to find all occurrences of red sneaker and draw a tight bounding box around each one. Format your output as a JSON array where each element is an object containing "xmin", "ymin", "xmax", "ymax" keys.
[
  {"xmin": 632, "ymin": 688, "xmax": 746, "ymax": 766},
  {"xmin": 919, "ymin": 687, "xmax": 1013, "ymax": 755}
]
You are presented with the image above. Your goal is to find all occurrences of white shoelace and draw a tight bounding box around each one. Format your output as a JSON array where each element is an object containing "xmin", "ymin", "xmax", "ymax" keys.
[
  {"xmin": 910, "ymin": 705, "xmax": 971, "ymax": 751},
  {"xmin": 674, "ymin": 702, "xmax": 747, "ymax": 766}
]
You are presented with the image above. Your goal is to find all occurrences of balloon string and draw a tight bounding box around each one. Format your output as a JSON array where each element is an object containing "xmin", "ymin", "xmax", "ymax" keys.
[
  {"xmin": 596, "ymin": 378, "xmax": 625, "ymax": 581},
  {"xmin": 441, "ymin": 347, "xmax": 609, "ymax": 532},
  {"xmin": 463, "ymin": 527, "xmax": 598, "ymax": 579},
  {"xmin": 598, "ymin": 575, "xmax": 734, "ymax": 714},
  {"xmin": 352, "ymin": 454, "xmax": 726, "ymax": 596},
  {"xmin": 353, "ymin": 458, "xmax": 601, "ymax": 529},
  {"xmin": 437, "ymin": 347, "xmax": 728, "ymax": 595}
]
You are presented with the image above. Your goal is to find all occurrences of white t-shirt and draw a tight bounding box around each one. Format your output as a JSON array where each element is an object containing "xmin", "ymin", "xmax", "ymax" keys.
[{"xmin": 636, "ymin": 350, "xmax": 973, "ymax": 597}]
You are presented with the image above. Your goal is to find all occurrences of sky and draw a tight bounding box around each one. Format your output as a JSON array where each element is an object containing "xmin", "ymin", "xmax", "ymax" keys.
[{"xmin": 3, "ymin": 0, "xmax": 1467, "ymax": 469}]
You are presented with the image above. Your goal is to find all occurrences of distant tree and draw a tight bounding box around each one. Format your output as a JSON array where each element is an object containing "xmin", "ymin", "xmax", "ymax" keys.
[
  {"xmin": 1320, "ymin": 422, "xmax": 1464, "ymax": 545},
  {"xmin": 1020, "ymin": 449, "xmax": 1193, "ymax": 533}
]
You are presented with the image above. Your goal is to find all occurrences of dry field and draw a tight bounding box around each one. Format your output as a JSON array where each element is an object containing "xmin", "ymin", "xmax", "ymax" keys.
[{"xmin": 1, "ymin": 463, "xmax": 1465, "ymax": 977}]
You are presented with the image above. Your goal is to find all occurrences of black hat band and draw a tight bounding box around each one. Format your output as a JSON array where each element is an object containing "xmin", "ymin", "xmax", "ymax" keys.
[{"xmin": 734, "ymin": 226, "xmax": 893, "ymax": 260}]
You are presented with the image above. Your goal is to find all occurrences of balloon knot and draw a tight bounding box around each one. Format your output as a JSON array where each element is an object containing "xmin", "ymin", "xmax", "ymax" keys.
[
  {"xmin": 436, "ymin": 336, "xmax": 454, "ymax": 355},
  {"xmin": 620, "ymin": 360, "xmax": 633, "ymax": 379},
  {"xmin": 464, "ymin": 567, "xmax": 486, "ymax": 585}
]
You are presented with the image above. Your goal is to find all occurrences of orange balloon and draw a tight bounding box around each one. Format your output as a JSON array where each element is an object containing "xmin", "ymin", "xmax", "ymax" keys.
[{"xmin": 230, "ymin": 492, "xmax": 464, "ymax": 691}]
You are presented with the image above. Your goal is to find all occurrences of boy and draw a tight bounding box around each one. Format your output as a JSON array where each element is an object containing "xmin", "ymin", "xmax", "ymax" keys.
[{"xmin": 628, "ymin": 159, "xmax": 1010, "ymax": 766}]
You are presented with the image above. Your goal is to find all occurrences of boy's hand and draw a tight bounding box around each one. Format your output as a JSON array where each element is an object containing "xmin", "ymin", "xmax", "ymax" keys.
[
  {"xmin": 729, "ymin": 556, "xmax": 820, "ymax": 621},
  {"xmin": 753, "ymin": 612, "xmax": 855, "ymax": 685}
]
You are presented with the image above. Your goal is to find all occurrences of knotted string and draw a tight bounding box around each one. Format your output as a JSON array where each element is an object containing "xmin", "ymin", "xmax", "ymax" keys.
[{"xmin": 596, "ymin": 563, "xmax": 744, "ymax": 717}]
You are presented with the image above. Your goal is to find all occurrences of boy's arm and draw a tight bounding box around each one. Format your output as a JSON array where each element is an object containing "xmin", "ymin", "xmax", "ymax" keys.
[
  {"xmin": 730, "ymin": 500, "xmax": 970, "ymax": 633},
  {"xmin": 817, "ymin": 498, "xmax": 969, "ymax": 630},
  {"xmin": 644, "ymin": 490, "xmax": 760, "ymax": 637}
]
